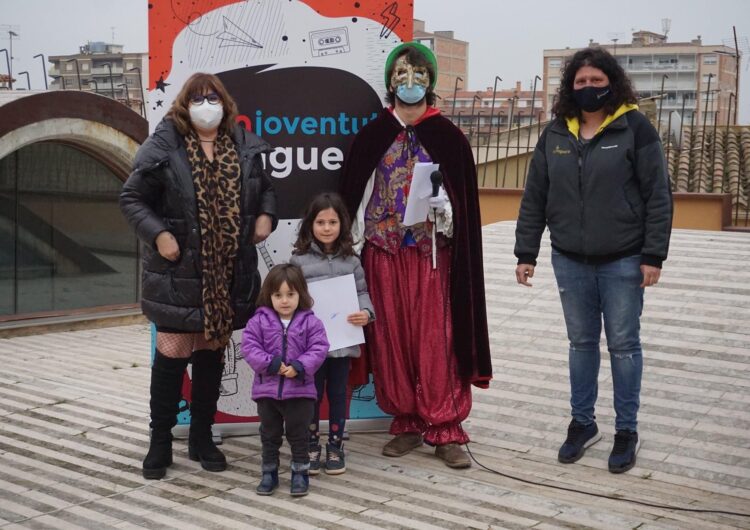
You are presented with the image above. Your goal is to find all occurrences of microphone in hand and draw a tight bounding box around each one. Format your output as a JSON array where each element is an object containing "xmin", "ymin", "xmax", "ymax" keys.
[
  {"xmin": 430, "ymin": 170, "xmax": 443, "ymax": 197},
  {"xmin": 428, "ymin": 170, "xmax": 447, "ymax": 214}
]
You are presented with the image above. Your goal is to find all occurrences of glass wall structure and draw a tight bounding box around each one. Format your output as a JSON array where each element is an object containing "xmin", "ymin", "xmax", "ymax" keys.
[{"xmin": 0, "ymin": 142, "xmax": 138, "ymax": 317}]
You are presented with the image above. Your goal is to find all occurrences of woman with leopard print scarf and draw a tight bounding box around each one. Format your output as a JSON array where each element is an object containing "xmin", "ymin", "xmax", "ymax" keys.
[{"xmin": 121, "ymin": 73, "xmax": 277, "ymax": 480}]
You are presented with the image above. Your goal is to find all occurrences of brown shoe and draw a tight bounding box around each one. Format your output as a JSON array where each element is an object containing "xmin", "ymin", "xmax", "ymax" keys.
[
  {"xmin": 435, "ymin": 443, "xmax": 471, "ymax": 468},
  {"xmin": 382, "ymin": 433, "xmax": 423, "ymax": 457}
]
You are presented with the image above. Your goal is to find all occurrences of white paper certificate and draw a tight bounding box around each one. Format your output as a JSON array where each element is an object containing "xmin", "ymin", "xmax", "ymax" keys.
[
  {"xmin": 402, "ymin": 162, "xmax": 440, "ymax": 226},
  {"xmin": 307, "ymin": 274, "xmax": 365, "ymax": 351}
]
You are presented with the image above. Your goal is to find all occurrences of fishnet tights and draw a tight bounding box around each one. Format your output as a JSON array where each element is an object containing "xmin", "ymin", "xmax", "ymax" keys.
[{"xmin": 156, "ymin": 332, "xmax": 224, "ymax": 358}]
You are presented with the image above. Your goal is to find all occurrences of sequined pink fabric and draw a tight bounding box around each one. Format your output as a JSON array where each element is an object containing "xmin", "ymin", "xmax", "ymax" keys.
[{"xmin": 363, "ymin": 244, "xmax": 471, "ymax": 445}]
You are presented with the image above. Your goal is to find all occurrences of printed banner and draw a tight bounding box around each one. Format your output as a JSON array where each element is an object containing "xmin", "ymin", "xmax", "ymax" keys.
[{"xmin": 148, "ymin": 0, "xmax": 413, "ymax": 428}]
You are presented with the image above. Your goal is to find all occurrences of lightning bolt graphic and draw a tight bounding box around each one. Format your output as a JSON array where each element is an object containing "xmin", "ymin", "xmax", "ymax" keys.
[
  {"xmin": 216, "ymin": 16, "xmax": 263, "ymax": 49},
  {"xmin": 380, "ymin": 2, "xmax": 400, "ymax": 39}
]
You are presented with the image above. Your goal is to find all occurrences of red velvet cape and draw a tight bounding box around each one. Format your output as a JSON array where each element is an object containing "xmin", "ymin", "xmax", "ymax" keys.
[{"xmin": 340, "ymin": 108, "xmax": 492, "ymax": 388}]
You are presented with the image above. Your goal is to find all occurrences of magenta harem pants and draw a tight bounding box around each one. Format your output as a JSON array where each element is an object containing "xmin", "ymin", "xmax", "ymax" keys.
[{"xmin": 362, "ymin": 243, "xmax": 471, "ymax": 445}]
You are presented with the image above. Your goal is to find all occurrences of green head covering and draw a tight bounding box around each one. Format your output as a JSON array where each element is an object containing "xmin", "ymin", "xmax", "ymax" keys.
[{"xmin": 384, "ymin": 41, "xmax": 438, "ymax": 90}]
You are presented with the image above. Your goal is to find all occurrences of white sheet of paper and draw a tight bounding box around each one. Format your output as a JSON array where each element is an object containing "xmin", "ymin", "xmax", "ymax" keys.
[
  {"xmin": 307, "ymin": 274, "xmax": 365, "ymax": 351},
  {"xmin": 402, "ymin": 162, "xmax": 440, "ymax": 226}
]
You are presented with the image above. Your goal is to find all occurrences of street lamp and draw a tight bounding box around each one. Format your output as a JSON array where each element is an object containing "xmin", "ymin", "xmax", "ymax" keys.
[
  {"xmin": 60, "ymin": 75, "xmax": 66, "ymax": 90},
  {"xmin": 17, "ymin": 71, "xmax": 30, "ymax": 90},
  {"xmin": 0, "ymin": 49, "xmax": 10, "ymax": 89},
  {"xmin": 87, "ymin": 79, "xmax": 99, "ymax": 94},
  {"xmin": 481, "ymin": 75, "xmax": 502, "ymax": 186},
  {"xmin": 65, "ymin": 58, "xmax": 82, "ymax": 90},
  {"xmin": 128, "ymin": 66, "xmax": 145, "ymax": 117},
  {"xmin": 101, "ymin": 62, "xmax": 115, "ymax": 99},
  {"xmin": 657, "ymin": 74, "xmax": 669, "ymax": 138},
  {"xmin": 451, "ymin": 76, "xmax": 463, "ymax": 121},
  {"xmin": 33, "ymin": 53, "xmax": 48, "ymax": 90}
]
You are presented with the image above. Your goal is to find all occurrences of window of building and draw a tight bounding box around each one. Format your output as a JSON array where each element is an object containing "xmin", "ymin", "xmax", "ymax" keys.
[
  {"xmin": 0, "ymin": 143, "xmax": 138, "ymax": 317},
  {"xmin": 81, "ymin": 63, "xmax": 89, "ymax": 72},
  {"xmin": 66, "ymin": 63, "xmax": 73, "ymax": 71},
  {"xmin": 703, "ymin": 55, "xmax": 717, "ymax": 65},
  {"xmin": 548, "ymin": 59, "xmax": 561, "ymax": 68},
  {"xmin": 702, "ymin": 74, "xmax": 714, "ymax": 84},
  {"xmin": 415, "ymin": 38, "xmax": 434, "ymax": 51},
  {"xmin": 548, "ymin": 76, "xmax": 559, "ymax": 85}
]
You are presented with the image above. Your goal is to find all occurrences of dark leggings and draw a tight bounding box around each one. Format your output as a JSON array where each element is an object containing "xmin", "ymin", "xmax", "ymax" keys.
[
  {"xmin": 257, "ymin": 398, "xmax": 315, "ymax": 466},
  {"xmin": 310, "ymin": 357, "xmax": 351, "ymax": 447}
]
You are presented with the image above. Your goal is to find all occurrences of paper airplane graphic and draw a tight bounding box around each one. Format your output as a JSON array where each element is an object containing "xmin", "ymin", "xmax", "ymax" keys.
[{"xmin": 216, "ymin": 16, "xmax": 263, "ymax": 49}]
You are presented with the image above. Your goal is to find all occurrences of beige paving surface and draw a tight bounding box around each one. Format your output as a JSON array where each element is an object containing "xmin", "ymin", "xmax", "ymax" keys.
[{"xmin": 0, "ymin": 222, "xmax": 749, "ymax": 529}]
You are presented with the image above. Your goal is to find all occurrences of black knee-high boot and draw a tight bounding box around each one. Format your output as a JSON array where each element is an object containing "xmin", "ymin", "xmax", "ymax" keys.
[
  {"xmin": 143, "ymin": 350, "xmax": 189, "ymax": 480},
  {"xmin": 188, "ymin": 349, "xmax": 227, "ymax": 471}
]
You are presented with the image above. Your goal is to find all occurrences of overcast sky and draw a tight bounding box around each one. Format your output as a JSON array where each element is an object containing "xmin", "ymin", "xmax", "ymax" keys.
[{"xmin": 3, "ymin": 0, "xmax": 749, "ymax": 121}]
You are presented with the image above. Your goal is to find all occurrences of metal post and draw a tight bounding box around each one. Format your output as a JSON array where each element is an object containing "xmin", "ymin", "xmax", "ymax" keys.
[
  {"xmin": 8, "ymin": 30, "xmax": 18, "ymax": 90},
  {"xmin": 65, "ymin": 59, "xmax": 81, "ymax": 90},
  {"xmin": 515, "ymin": 110, "xmax": 523, "ymax": 186},
  {"xmin": 119, "ymin": 83, "xmax": 131, "ymax": 108},
  {"xmin": 698, "ymin": 73, "xmax": 713, "ymax": 184},
  {"xmin": 502, "ymin": 96, "xmax": 516, "ymax": 187},
  {"xmin": 523, "ymin": 75, "xmax": 542, "ymax": 181},
  {"xmin": 33, "ymin": 53, "xmax": 48, "ymax": 90},
  {"xmin": 128, "ymin": 66, "xmax": 145, "ymax": 117},
  {"xmin": 0, "ymin": 49, "xmax": 10, "ymax": 89},
  {"xmin": 482, "ymin": 76, "xmax": 502, "ymax": 186},
  {"xmin": 61, "ymin": 75, "xmax": 66, "ymax": 90},
  {"xmin": 728, "ymin": 93, "xmax": 735, "ymax": 126},
  {"xmin": 657, "ymin": 74, "xmax": 669, "ymax": 138},
  {"xmin": 469, "ymin": 94, "xmax": 480, "ymax": 145},
  {"xmin": 665, "ymin": 110, "xmax": 673, "ymax": 187},
  {"xmin": 17, "ymin": 71, "xmax": 29, "ymax": 90},
  {"xmin": 102, "ymin": 62, "xmax": 115, "ymax": 99},
  {"xmin": 451, "ymin": 76, "xmax": 463, "ymax": 121}
]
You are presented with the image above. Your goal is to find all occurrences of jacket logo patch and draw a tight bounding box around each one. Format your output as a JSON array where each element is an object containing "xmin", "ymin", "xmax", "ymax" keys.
[
  {"xmin": 601, "ymin": 145, "xmax": 619, "ymax": 150},
  {"xmin": 553, "ymin": 145, "xmax": 571, "ymax": 155}
]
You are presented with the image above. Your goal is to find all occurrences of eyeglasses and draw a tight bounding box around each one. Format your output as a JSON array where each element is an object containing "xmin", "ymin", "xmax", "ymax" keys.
[{"xmin": 189, "ymin": 93, "xmax": 221, "ymax": 105}]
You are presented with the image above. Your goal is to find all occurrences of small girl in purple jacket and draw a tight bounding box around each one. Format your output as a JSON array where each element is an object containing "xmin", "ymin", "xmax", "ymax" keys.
[{"xmin": 242, "ymin": 264, "xmax": 329, "ymax": 497}]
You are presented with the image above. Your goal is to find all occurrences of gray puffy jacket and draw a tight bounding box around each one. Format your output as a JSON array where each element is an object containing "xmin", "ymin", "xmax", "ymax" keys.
[
  {"xmin": 515, "ymin": 107, "xmax": 672, "ymax": 268},
  {"xmin": 290, "ymin": 243, "xmax": 374, "ymax": 358}
]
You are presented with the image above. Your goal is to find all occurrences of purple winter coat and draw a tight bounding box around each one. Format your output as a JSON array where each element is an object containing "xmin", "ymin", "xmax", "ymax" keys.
[{"xmin": 242, "ymin": 306, "xmax": 329, "ymax": 401}]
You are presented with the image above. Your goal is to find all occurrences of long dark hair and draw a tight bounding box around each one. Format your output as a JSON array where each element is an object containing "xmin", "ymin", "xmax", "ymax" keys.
[
  {"xmin": 384, "ymin": 46, "xmax": 437, "ymax": 107},
  {"xmin": 256, "ymin": 264, "xmax": 313, "ymax": 311},
  {"xmin": 293, "ymin": 192, "xmax": 355, "ymax": 257},
  {"xmin": 552, "ymin": 47, "xmax": 637, "ymax": 120}
]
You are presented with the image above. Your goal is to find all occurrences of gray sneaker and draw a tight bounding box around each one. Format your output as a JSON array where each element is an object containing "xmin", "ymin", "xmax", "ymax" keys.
[
  {"xmin": 308, "ymin": 445, "xmax": 322, "ymax": 476},
  {"xmin": 325, "ymin": 443, "xmax": 346, "ymax": 475}
]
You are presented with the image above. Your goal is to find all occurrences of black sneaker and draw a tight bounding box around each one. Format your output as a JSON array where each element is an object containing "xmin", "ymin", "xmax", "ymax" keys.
[
  {"xmin": 558, "ymin": 419, "xmax": 602, "ymax": 463},
  {"xmin": 608, "ymin": 430, "xmax": 640, "ymax": 473},
  {"xmin": 325, "ymin": 443, "xmax": 346, "ymax": 475},
  {"xmin": 308, "ymin": 445, "xmax": 322, "ymax": 476}
]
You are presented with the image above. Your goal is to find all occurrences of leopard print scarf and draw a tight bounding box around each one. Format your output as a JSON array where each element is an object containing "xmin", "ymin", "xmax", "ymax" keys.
[{"xmin": 185, "ymin": 132, "xmax": 241, "ymax": 347}]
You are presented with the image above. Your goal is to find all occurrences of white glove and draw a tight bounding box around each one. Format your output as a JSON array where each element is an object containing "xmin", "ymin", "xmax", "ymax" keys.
[{"xmin": 428, "ymin": 188, "xmax": 448, "ymax": 213}]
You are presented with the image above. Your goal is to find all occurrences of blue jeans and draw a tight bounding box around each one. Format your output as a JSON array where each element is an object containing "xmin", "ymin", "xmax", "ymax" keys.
[{"xmin": 551, "ymin": 250, "xmax": 644, "ymax": 432}]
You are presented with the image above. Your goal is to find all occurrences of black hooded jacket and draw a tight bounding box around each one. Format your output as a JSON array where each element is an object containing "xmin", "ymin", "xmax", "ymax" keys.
[{"xmin": 120, "ymin": 118, "xmax": 277, "ymax": 331}]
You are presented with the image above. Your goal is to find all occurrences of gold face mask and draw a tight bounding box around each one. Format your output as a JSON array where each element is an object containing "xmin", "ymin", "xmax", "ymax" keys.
[{"xmin": 390, "ymin": 55, "xmax": 430, "ymax": 90}]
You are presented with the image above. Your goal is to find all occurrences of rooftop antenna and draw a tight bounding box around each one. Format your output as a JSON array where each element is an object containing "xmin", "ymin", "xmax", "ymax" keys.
[{"xmin": 661, "ymin": 18, "xmax": 671, "ymax": 38}]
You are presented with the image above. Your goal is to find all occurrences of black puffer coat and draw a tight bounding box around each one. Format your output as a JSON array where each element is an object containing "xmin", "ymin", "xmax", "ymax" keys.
[{"xmin": 120, "ymin": 118, "xmax": 277, "ymax": 331}]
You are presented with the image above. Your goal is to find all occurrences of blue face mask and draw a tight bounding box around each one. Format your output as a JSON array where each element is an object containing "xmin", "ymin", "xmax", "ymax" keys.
[{"xmin": 396, "ymin": 84, "xmax": 427, "ymax": 104}]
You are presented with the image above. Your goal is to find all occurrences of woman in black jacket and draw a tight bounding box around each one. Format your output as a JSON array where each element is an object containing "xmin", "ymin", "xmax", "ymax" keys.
[
  {"xmin": 120, "ymin": 72, "xmax": 277, "ymax": 479},
  {"xmin": 514, "ymin": 48, "xmax": 672, "ymax": 474}
]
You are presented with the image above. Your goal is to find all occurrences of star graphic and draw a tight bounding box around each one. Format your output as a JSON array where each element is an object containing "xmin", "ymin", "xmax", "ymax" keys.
[
  {"xmin": 156, "ymin": 100, "xmax": 163, "ymax": 107},
  {"xmin": 155, "ymin": 76, "xmax": 170, "ymax": 93}
]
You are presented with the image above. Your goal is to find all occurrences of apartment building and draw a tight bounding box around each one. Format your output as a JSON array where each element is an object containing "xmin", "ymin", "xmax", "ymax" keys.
[
  {"xmin": 448, "ymin": 80, "xmax": 546, "ymax": 131},
  {"xmin": 413, "ymin": 19, "xmax": 469, "ymax": 101},
  {"xmin": 543, "ymin": 30, "xmax": 738, "ymax": 127},
  {"xmin": 48, "ymin": 42, "xmax": 146, "ymax": 114}
]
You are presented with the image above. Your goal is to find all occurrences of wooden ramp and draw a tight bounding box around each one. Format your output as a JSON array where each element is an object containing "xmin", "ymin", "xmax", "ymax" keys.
[{"xmin": 0, "ymin": 222, "xmax": 748, "ymax": 529}]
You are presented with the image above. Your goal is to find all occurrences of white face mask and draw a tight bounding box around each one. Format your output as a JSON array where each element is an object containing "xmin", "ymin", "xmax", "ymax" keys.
[{"xmin": 189, "ymin": 101, "xmax": 224, "ymax": 130}]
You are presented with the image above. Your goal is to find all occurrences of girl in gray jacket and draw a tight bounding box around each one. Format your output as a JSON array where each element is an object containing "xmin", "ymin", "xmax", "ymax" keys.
[{"xmin": 290, "ymin": 193, "xmax": 375, "ymax": 476}]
